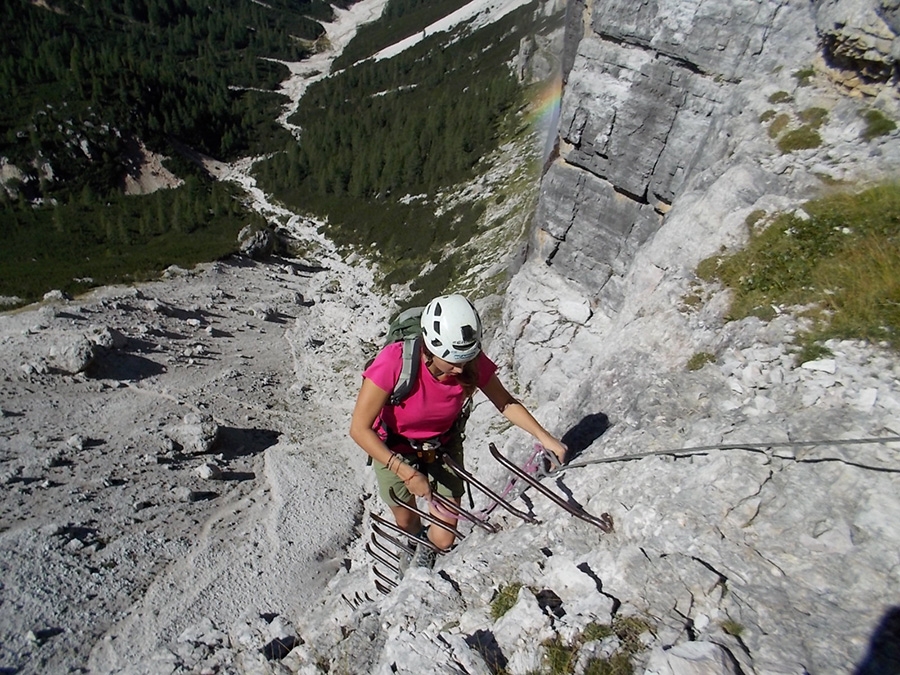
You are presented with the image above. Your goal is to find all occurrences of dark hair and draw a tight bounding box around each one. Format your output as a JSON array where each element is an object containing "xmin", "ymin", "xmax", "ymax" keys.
[{"xmin": 456, "ymin": 357, "xmax": 480, "ymax": 397}]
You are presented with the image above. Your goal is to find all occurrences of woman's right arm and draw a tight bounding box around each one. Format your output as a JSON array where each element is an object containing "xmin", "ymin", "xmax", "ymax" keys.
[{"xmin": 349, "ymin": 378, "xmax": 432, "ymax": 498}]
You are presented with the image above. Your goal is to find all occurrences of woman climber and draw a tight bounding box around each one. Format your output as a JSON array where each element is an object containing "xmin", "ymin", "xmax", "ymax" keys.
[{"xmin": 349, "ymin": 293, "xmax": 567, "ymax": 569}]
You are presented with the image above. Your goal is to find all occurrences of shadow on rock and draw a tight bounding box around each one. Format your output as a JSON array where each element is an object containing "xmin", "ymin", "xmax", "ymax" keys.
[
  {"xmin": 216, "ymin": 427, "xmax": 281, "ymax": 459},
  {"xmin": 855, "ymin": 606, "xmax": 900, "ymax": 675},
  {"xmin": 561, "ymin": 412, "xmax": 611, "ymax": 462},
  {"xmin": 466, "ymin": 629, "xmax": 507, "ymax": 674},
  {"xmin": 89, "ymin": 351, "xmax": 166, "ymax": 381}
]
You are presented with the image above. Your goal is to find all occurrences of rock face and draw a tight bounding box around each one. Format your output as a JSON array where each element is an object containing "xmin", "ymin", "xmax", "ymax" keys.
[{"xmin": 535, "ymin": 0, "xmax": 900, "ymax": 314}]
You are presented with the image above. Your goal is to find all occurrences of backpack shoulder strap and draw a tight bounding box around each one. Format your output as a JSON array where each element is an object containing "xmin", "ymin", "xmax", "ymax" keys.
[{"xmin": 390, "ymin": 335, "xmax": 422, "ymax": 405}]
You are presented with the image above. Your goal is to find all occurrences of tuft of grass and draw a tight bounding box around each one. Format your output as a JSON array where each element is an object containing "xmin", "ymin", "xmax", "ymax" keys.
[
  {"xmin": 778, "ymin": 126, "xmax": 822, "ymax": 153},
  {"xmin": 768, "ymin": 91, "xmax": 792, "ymax": 104},
  {"xmin": 544, "ymin": 637, "xmax": 577, "ymax": 675},
  {"xmin": 533, "ymin": 617, "xmax": 653, "ymax": 675},
  {"xmin": 793, "ymin": 67, "xmax": 816, "ymax": 86},
  {"xmin": 491, "ymin": 583, "xmax": 524, "ymax": 620},
  {"xmin": 687, "ymin": 352, "xmax": 716, "ymax": 371},
  {"xmin": 721, "ymin": 619, "xmax": 745, "ymax": 637},
  {"xmin": 582, "ymin": 622, "xmax": 615, "ymax": 642},
  {"xmin": 584, "ymin": 654, "xmax": 634, "ymax": 675},
  {"xmin": 680, "ymin": 290, "xmax": 704, "ymax": 310},
  {"xmin": 746, "ymin": 209, "xmax": 768, "ymax": 229},
  {"xmin": 861, "ymin": 109, "xmax": 897, "ymax": 141},
  {"xmin": 795, "ymin": 340, "xmax": 833, "ymax": 364},
  {"xmin": 798, "ymin": 107, "xmax": 828, "ymax": 128},
  {"xmin": 759, "ymin": 109, "xmax": 776, "ymax": 123},
  {"xmin": 696, "ymin": 182, "xmax": 900, "ymax": 351},
  {"xmin": 611, "ymin": 616, "xmax": 652, "ymax": 653},
  {"xmin": 768, "ymin": 113, "xmax": 791, "ymax": 138}
]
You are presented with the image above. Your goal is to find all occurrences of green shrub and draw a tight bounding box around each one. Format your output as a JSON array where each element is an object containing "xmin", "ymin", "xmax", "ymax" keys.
[
  {"xmin": 768, "ymin": 91, "xmax": 792, "ymax": 104},
  {"xmin": 862, "ymin": 109, "xmax": 897, "ymax": 141},
  {"xmin": 778, "ymin": 126, "xmax": 822, "ymax": 153},
  {"xmin": 696, "ymin": 182, "xmax": 900, "ymax": 351},
  {"xmin": 759, "ymin": 110, "xmax": 776, "ymax": 123}
]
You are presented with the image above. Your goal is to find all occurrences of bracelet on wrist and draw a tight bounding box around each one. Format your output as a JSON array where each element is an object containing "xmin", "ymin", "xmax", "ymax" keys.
[{"xmin": 385, "ymin": 452, "xmax": 399, "ymax": 473}]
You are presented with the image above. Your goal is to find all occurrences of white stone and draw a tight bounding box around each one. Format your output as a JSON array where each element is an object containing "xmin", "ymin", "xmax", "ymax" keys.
[
  {"xmin": 855, "ymin": 387, "xmax": 878, "ymax": 410},
  {"xmin": 644, "ymin": 641, "xmax": 741, "ymax": 675},
  {"xmin": 800, "ymin": 359, "xmax": 836, "ymax": 373},
  {"xmin": 558, "ymin": 299, "xmax": 592, "ymax": 324}
]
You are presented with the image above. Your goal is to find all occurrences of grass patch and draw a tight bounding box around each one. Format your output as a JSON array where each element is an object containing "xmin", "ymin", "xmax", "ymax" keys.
[
  {"xmin": 778, "ymin": 126, "xmax": 822, "ymax": 153},
  {"xmin": 768, "ymin": 113, "xmax": 791, "ymax": 138},
  {"xmin": 768, "ymin": 91, "xmax": 792, "ymax": 104},
  {"xmin": 793, "ymin": 67, "xmax": 816, "ymax": 86},
  {"xmin": 534, "ymin": 617, "xmax": 652, "ymax": 675},
  {"xmin": 583, "ymin": 654, "xmax": 634, "ymax": 675},
  {"xmin": 746, "ymin": 209, "xmax": 768, "ymax": 229},
  {"xmin": 798, "ymin": 107, "xmax": 828, "ymax": 128},
  {"xmin": 759, "ymin": 109, "xmax": 776, "ymax": 123},
  {"xmin": 862, "ymin": 109, "xmax": 897, "ymax": 141},
  {"xmin": 696, "ymin": 182, "xmax": 900, "ymax": 351},
  {"xmin": 491, "ymin": 583, "xmax": 524, "ymax": 620},
  {"xmin": 687, "ymin": 352, "xmax": 716, "ymax": 371},
  {"xmin": 680, "ymin": 289, "xmax": 705, "ymax": 310},
  {"xmin": 721, "ymin": 619, "xmax": 745, "ymax": 637}
]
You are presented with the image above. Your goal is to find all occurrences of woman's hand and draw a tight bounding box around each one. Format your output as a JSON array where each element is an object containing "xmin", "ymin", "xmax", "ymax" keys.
[
  {"xmin": 541, "ymin": 438, "xmax": 568, "ymax": 465},
  {"xmin": 404, "ymin": 471, "xmax": 432, "ymax": 499}
]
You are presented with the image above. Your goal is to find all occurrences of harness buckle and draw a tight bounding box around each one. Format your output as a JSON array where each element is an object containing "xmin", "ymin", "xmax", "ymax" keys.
[{"xmin": 410, "ymin": 438, "xmax": 442, "ymax": 464}]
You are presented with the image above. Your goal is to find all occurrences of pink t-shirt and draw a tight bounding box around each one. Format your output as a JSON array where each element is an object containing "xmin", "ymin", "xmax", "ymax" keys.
[{"xmin": 363, "ymin": 341, "xmax": 497, "ymax": 443}]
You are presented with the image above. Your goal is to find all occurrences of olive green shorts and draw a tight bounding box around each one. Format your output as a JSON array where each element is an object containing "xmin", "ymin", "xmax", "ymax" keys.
[{"xmin": 374, "ymin": 437, "xmax": 465, "ymax": 506}]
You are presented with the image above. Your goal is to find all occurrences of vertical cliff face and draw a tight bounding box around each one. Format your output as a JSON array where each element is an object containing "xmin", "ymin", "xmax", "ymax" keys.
[{"xmin": 530, "ymin": 0, "xmax": 898, "ymax": 315}]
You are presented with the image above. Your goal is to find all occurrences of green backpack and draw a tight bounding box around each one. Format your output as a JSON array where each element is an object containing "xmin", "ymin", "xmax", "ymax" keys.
[{"xmin": 382, "ymin": 306, "xmax": 425, "ymax": 406}]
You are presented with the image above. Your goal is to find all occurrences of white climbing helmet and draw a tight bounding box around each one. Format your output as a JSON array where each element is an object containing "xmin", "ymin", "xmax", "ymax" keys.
[{"xmin": 420, "ymin": 294, "xmax": 483, "ymax": 363}]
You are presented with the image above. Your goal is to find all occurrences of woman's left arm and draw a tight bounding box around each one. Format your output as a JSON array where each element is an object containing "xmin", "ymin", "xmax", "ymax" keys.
[{"xmin": 479, "ymin": 374, "xmax": 567, "ymax": 463}]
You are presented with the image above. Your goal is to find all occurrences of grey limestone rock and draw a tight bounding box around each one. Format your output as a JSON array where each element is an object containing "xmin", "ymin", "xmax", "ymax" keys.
[
  {"xmin": 644, "ymin": 641, "xmax": 742, "ymax": 675},
  {"xmin": 238, "ymin": 225, "xmax": 276, "ymax": 260},
  {"xmin": 164, "ymin": 412, "xmax": 220, "ymax": 455},
  {"xmin": 48, "ymin": 333, "xmax": 96, "ymax": 374}
]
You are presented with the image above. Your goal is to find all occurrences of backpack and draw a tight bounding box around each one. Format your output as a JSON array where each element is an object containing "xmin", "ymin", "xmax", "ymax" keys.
[{"xmin": 381, "ymin": 306, "xmax": 425, "ymax": 406}]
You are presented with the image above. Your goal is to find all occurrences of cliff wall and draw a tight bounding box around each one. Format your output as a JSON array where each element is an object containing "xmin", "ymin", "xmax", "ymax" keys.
[{"xmin": 530, "ymin": 0, "xmax": 899, "ymax": 316}]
